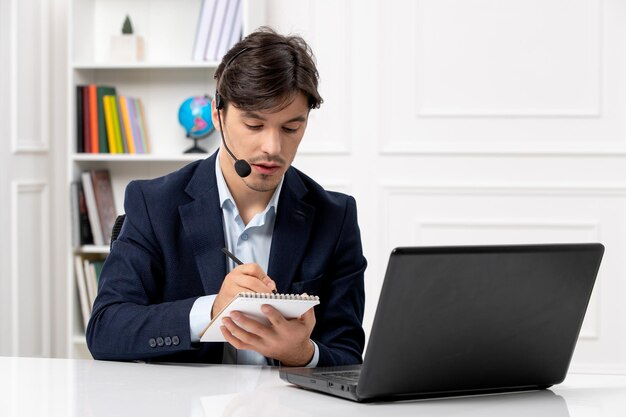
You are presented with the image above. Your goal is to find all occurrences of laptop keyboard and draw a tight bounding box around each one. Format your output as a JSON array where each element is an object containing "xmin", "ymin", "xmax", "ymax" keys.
[{"xmin": 317, "ymin": 370, "xmax": 361, "ymax": 383}]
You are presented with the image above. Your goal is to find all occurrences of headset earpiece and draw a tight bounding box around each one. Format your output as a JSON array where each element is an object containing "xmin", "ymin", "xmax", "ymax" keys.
[{"xmin": 215, "ymin": 92, "xmax": 224, "ymax": 110}]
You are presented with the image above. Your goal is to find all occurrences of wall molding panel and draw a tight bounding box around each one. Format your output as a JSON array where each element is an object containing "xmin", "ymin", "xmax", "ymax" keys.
[
  {"xmin": 376, "ymin": 181, "xmax": 624, "ymax": 368},
  {"xmin": 11, "ymin": 181, "xmax": 51, "ymax": 357},
  {"xmin": 11, "ymin": 0, "xmax": 50, "ymax": 154},
  {"xmin": 414, "ymin": 0, "xmax": 602, "ymax": 118},
  {"xmin": 377, "ymin": 0, "xmax": 619, "ymax": 155}
]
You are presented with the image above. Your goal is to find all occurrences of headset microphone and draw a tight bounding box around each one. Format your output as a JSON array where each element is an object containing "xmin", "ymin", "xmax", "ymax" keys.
[{"xmin": 215, "ymin": 92, "xmax": 252, "ymax": 178}]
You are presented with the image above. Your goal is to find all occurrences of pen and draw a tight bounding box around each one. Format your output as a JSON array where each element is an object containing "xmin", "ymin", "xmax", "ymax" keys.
[{"xmin": 221, "ymin": 247, "xmax": 278, "ymax": 294}]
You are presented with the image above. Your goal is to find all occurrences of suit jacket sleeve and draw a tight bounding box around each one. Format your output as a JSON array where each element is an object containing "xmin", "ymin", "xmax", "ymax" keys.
[
  {"xmin": 86, "ymin": 181, "xmax": 200, "ymax": 361},
  {"xmin": 311, "ymin": 196, "xmax": 367, "ymax": 366}
]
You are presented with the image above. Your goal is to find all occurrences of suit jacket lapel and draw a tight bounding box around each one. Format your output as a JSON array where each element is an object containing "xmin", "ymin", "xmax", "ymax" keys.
[
  {"xmin": 268, "ymin": 168, "xmax": 315, "ymax": 293},
  {"xmin": 178, "ymin": 152, "xmax": 226, "ymax": 295}
]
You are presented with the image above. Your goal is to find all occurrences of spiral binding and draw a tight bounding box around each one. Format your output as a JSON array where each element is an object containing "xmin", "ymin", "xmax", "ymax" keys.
[{"xmin": 240, "ymin": 292, "xmax": 320, "ymax": 301}]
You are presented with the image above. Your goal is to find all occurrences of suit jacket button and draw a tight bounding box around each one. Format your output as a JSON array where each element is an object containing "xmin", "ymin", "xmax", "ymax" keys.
[
  {"xmin": 172, "ymin": 336, "xmax": 180, "ymax": 346},
  {"xmin": 149, "ymin": 338, "xmax": 157, "ymax": 348},
  {"xmin": 156, "ymin": 337, "xmax": 164, "ymax": 347},
  {"xmin": 164, "ymin": 336, "xmax": 172, "ymax": 346}
]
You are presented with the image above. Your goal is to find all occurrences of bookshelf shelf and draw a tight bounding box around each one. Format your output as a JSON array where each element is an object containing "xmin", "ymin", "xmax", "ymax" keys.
[
  {"xmin": 72, "ymin": 153, "xmax": 209, "ymax": 163},
  {"xmin": 75, "ymin": 245, "xmax": 110, "ymax": 254},
  {"xmin": 72, "ymin": 335, "xmax": 87, "ymax": 345},
  {"xmin": 72, "ymin": 61, "xmax": 221, "ymax": 70},
  {"xmin": 66, "ymin": 0, "xmax": 266, "ymax": 359}
]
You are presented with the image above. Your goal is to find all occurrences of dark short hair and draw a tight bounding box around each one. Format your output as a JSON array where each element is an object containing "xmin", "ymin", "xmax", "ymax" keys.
[{"xmin": 214, "ymin": 27, "xmax": 323, "ymax": 111}]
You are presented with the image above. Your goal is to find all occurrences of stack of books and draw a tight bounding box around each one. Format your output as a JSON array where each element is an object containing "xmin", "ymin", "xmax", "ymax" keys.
[
  {"xmin": 74, "ymin": 254, "xmax": 106, "ymax": 330},
  {"xmin": 76, "ymin": 85, "xmax": 150, "ymax": 154},
  {"xmin": 70, "ymin": 169, "xmax": 117, "ymax": 248},
  {"xmin": 192, "ymin": 0, "xmax": 243, "ymax": 62}
]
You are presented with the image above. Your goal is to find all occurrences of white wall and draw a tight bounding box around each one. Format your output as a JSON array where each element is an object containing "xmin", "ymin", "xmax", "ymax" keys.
[
  {"xmin": 1, "ymin": 0, "xmax": 624, "ymax": 372},
  {"xmin": 1, "ymin": 0, "xmax": 52, "ymax": 357}
]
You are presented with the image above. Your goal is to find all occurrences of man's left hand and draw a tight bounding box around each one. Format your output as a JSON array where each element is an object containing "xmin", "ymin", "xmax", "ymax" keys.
[{"xmin": 220, "ymin": 305, "xmax": 316, "ymax": 366}]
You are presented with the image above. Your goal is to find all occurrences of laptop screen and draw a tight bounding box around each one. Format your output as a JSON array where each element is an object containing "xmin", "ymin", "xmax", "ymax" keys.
[{"xmin": 356, "ymin": 243, "xmax": 603, "ymax": 400}]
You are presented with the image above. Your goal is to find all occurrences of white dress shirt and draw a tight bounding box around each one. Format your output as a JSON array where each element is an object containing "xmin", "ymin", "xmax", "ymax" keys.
[{"xmin": 189, "ymin": 152, "xmax": 319, "ymax": 366}]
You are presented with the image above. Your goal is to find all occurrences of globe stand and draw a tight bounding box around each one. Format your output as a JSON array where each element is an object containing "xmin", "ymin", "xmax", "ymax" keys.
[
  {"xmin": 183, "ymin": 136, "xmax": 208, "ymax": 154},
  {"xmin": 179, "ymin": 95, "xmax": 213, "ymax": 154}
]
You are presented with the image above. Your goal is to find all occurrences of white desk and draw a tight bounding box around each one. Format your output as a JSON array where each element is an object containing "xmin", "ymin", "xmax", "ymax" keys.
[{"xmin": 1, "ymin": 356, "xmax": 625, "ymax": 417}]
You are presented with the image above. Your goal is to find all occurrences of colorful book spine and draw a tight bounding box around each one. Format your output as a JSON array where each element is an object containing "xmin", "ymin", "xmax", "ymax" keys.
[
  {"xmin": 136, "ymin": 98, "xmax": 150, "ymax": 153},
  {"xmin": 88, "ymin": 85, "xmax": 99, "ymax": 153},
  {"xmin": 76, "ymin": 86, "xmax": 85, "ymax": 153},
  {"xmin": 115, "ymin": 96, "xmax": 128, "ymax": 153},
  {"xmin": 127, "ymin": 97, "xmax": 143, "ymax": 153},
  {"xmin": 103, "ymin": 96, "xmax": 117, "ymax": 154},
  {"xmin": 83, "ymin": 87, "xmax": 91, "ymax": 153},
  {"xmin": 96, "ymin": 86, "xmax": 116, "ymax": 153},
  {"xmin": 119, "ymin": 96, "xmax": 136, "ymax": 154}
]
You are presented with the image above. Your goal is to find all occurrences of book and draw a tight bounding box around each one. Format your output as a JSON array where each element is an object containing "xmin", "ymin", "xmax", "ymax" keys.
[
  {"xmin": 127, "ymin": 97, "xmax": 143, "ymax": 153},
  {"xmin": 83, "ymin": 87, "xmax": 91, "ymax": 153},
  {"xmin": 216, "ymin": 0, "xmax": 241, "ymax": 61},
  {"xmin": 96, "ymin": 86, "xmax": 116, "ymax": 153},
  {"xmin": 109, "ymin": 96, "xmax": 126, "ymax": 153},
  {"xmin": 200, "ymin": 293, "xmax": 320, "ymax": 342},
  {"xmin": 103, "ymin": 95, "xmax": 117, "ymax": 153},
  {"xmin": 76, "ymin": 86, "xmax": 84, "ymax": 153},
  {"xmin": 88, "ymin": 85, "xmax": 99, "ymax": 153},
  {"xmin": 74, "ymin": 255, "xmax": 91, "ymax": 330},
  {"xmin": 119, "ymin": 96, "xmax": 136, "ymax": 154},
  {"xmin": 81, "ymin": 171, "xmax": 104, "ymax": 246},
  {"xmin": 204, "ymin": 0, "xmax": 229, "ymax": 61},
  {"xmin": 84, "ymin": 257, "xmax": 98, "ymax": 307},
  {"xmin": 90, "ymin": 170, "xmax": 117, "ymax": 245},
  {"xmin": 93, "ymin": 260, "xmax": 104, "ymax": 285},
  {"xmin": 70, "ymin": 181, "xmax": 94, "ymax": 247},
  {"xmin": 192, "ymin": 0, "xmax": 218, "ymax": 61},
  {"xmin": 70, "ymin": 182, "xmax": 81, "ymax": 248},
  {"xmin": 115, "ymin": 96, "xmax": 129, "ymax": 153},
  {"xmin": 136, "ymin": 98, "xmax": 150, "ymax": 153},
  {"xmin": 226, "ymin": 0, "xmax": 243, "ymax": 54}
]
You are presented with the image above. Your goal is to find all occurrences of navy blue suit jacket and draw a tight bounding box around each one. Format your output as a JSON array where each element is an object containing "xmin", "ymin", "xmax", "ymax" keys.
[{"xmin": 86, "ymin": 152, "xmax": 366, "ymax": 366}]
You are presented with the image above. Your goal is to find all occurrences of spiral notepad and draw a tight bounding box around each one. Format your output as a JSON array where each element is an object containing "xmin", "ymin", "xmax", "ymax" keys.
[{"xmin": 200, "ymin": 292, "xmax": 321, "ymax": 342}]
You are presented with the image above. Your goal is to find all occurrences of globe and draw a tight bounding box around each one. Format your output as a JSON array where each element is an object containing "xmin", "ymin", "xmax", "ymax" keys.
[{"xmin": 178, "ymin": 95, "xmax": 214, "ymax": 153}]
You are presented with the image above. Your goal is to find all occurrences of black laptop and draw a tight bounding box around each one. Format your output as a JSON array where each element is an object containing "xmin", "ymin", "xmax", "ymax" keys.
[{"xmin": 280, "ymin": 243, "xmax": 604, "ymax": 402}]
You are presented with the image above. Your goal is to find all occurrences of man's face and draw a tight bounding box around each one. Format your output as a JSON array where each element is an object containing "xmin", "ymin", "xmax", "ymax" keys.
[{"xmin": 213, "ymin": 93, "xmax": 310, "ymax": 193}]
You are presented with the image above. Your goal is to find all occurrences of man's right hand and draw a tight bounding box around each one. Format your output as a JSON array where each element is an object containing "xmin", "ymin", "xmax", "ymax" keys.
[{"xmin": 212, "ymin": 263, "xmax": 277, "ymax": 318}]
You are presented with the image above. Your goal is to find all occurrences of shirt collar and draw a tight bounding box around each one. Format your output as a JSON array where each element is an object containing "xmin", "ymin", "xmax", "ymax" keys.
[{"xmin": 215, "ymin": 150, "xmax": 284, "ymax": 220}]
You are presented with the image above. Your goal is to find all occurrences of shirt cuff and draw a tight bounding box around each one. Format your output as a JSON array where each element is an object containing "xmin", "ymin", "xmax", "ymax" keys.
[
  {"xmin": 189, "ymin": 294, "xmax": 217, "ymax": 343},
  {"xmin": 305, "ymin": 340, "xmax": 320, "ymax": 368}
]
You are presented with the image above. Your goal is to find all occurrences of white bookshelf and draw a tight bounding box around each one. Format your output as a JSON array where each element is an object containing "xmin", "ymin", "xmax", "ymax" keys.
[{"xmin": 66, "ymin": 0, "xmax": 266, "ymax": 358}]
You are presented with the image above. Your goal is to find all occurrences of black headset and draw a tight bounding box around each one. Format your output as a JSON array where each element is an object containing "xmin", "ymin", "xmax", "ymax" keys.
[{"xmin": 215, "ymin": 47, "xmax": 252, "ymax": 178}]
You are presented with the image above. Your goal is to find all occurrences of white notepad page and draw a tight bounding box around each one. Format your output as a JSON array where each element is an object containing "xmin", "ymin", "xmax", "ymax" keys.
[{"xmin": 200, "ymin": 292, "xmax": 320, "ymax": 342}]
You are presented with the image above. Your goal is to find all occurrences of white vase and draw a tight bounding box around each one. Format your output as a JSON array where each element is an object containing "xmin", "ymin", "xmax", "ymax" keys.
[{"xmin": 110, "ymin": 35, "xmax": 145, "ymax": 62}]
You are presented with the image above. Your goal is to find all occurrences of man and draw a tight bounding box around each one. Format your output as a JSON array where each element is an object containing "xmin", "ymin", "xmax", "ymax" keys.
[{"xmin": 86, "ymin": 27, "xmax": 366, "ymax": 367}]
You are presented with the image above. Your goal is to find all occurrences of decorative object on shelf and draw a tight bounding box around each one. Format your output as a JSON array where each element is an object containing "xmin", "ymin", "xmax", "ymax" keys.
[
  {"xmin": 110, "ymin": 15, "xmax": 145, "ymax": 62},
  {"xmin": 178, "ymin": 95, "xmax": 214, "ymax": 153}
]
